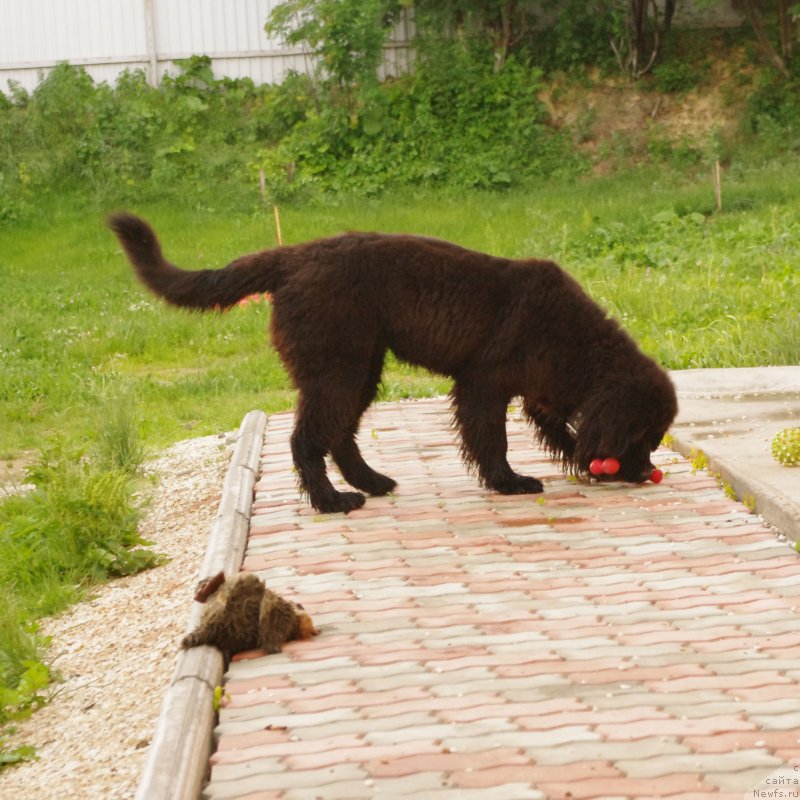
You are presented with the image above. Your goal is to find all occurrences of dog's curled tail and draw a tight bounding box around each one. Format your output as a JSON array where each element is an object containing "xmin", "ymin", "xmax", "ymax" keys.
[{"xmin": 107, "ymin": 212, "xmax": 288, "ymax": 310}]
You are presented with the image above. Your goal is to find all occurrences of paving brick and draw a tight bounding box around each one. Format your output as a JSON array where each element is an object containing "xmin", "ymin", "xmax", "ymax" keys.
[
  {"xmin": 210, "ymin": 733, "xmax": 365, "ymax": 766},
  {"xmin": 308, "ymin": 771, "xmax": 456, "ymax": 799},
  {"xmin": 400, "ymin": 786, "xmax": 545, "ymax": 800},
  {"xmin": 727, "ymin": 684, "xmax": 796, "ymax": 702},
  {"xmin": 632, "ymin": 795, "xmax": 741, "ymax": 800},
  {"xmin": 708, "ymin": 657, "xmax": 800, "ymax": 675},
  {"xmin": 364, "ymin": 722, "xmax": 497, "ymax": 746},
  {"xmin": 750, "ymin": 711, "xmax": 800, "ymax": 730},
  {"xmin": 286, "ymin": 685, "xmax": 430, "ymax": 713},
  {"xmin": 705, "ymin": 766, "xmax": 790, "ymax": 793},
  {"xmin": 365, "ymin": 746, "xmax": 531, "ymax": 778},
  {"xmin": 516, "ymin": 705, "xmax": 671, "ymax": 730},
  {"xmin": 437, "ymin": 697, "xmax": 585, "ymax": 723},
  {"xmin": 284, "ymin": 740, "xmax": 448, "ymax": 771},
  {"xmin": 643, "ymin": 670, "xmax": 792, "ymax": 692},
  {"xmin": 281, "ymin": 779, "xmax": 378, "ymax": 800},
  {"xmin": 206, "ymin": 758, "xmax": 285, "ymax": 784},
  {"xmin": 225, "ymin": 655, "xmax": 357, "ymax": 680},
  {"xmin": 289, "ymin": 711, "xmax": 441, "ymax": 741},
  {"xmin": 596, "ymin": 716, "xmax": 757, "ymax": 741},
  {"xmin": 615, "ymin": 749, "xmax": 781, "ymax": 778},
  {"xmin": 682, "ymin": 730, "xmax": 800, "ymax": 753},
  {"xmin": 204, "ymin": 763, "xmax": 369, "ymax": 798},
  {"xmin": 440, "ymin": 725, "xmax": 601, "ymax": 751},
  {"xmin": 216, "ymin": 707, "xmax": 362, "ymax": 737},
  {"xmin": 232, "ymin": 793, "xmax": 285, "ymax": 800},
  {"xmin": 519, "ymin": 738, "xmax": 690, "ymax": 765},
  {"xmin": 449, "ymin": 760, "xmax": 622, "ymax": 790},
  {"xmin": 534, "ymin": 773, "xmax": 716, "ymax": 799},
  {"xmin": 214, "ymin": 727, "xmax": 293, "ymax": 753}
]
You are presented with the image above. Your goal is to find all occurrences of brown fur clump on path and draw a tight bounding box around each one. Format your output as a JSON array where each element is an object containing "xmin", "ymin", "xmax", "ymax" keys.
[
  {"xmin": 108, "ymin": 213, "xmax": 677, "ymax": 514},
  {"xmin": 181, "ymin": 571, "xmax": 316, "ymax": 659}
]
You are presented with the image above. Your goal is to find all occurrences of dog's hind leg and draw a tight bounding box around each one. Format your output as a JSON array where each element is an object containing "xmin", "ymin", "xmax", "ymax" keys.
[
  {"xmin": 329, "ymin": 348, "xmax": 397, "ymax": 497},
  {"xmin": 330, "ymin": 436, "xmax": 397, "ymax": 496},
  {"xmin": 291, "ymin": 385, "xmax": 368, "ymax": 514},
  {"xmin": 452, "ymin": 380, "xmax": 544, "ymax": 495}
]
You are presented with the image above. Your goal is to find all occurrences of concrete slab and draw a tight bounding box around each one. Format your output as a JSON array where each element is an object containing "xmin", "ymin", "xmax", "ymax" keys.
[{"xmin": 670, "ymin": 366, "xmax": 800, "ymax": 544}]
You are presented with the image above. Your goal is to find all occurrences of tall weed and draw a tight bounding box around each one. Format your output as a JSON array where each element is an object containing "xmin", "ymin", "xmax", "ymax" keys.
[
  {"xmin": 92, "ymin": 387, "xmax": 148, "ymax": 476},
  {"xmin": 0, "ymin": 410, "xmax": 160, "ymax": 764}
]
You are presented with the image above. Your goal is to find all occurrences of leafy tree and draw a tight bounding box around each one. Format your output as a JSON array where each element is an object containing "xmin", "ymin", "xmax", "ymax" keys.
[
  {"xmin": 742, "ymin": 0, "xmax": 798, "ymax": 77},
  {"xmin": 413, "ymin": 0, "xmax": 535, "ymax": 70},
  {"xmin": 265, "ymin": 0, "xmax": 405, "ymax": 109},
  {"xmin": 609, "ymin": 0, "xmax": 676, "ymax": 78}
]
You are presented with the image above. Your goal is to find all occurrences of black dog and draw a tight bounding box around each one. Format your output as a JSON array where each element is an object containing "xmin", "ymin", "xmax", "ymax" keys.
[{"xmin": 108, "ymin": 214, "xmax": 677, "ymax": 513}]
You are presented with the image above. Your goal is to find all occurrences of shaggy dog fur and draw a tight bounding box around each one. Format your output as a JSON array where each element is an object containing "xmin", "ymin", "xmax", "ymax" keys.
[{"xmin": 108, "ymin": 213, "xmax": 677, "ymax": 514}]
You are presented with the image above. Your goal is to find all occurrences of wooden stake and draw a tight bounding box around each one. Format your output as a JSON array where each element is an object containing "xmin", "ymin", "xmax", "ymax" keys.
[
  {"xmin": 258, "ymin": 167, "xmax": 267, "ymax": 205},
  {"xmin": 714, "ymin": 160, "xmax": 722, "ymax": 213},
  {"xmin": 259, "ymin": 167, "xmax": 283, "ymax": 246},
  {"xmin": 273, "ymin": 205, "xmax": 283, "ymax": 246}
]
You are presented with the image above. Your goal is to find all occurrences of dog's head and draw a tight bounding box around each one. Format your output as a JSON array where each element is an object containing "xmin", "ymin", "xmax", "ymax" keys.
[{"xmin": 572, "ymin": 368, "xmax": 677, "ymax": 484}]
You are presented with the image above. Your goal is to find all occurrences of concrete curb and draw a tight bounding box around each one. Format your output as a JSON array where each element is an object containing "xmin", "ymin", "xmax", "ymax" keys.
[
  {"xmin": 134, "ymin": 410, "xmax": 267, "ymax": 800},
  {"xmin": 669, "ymin": 432, "xmax": 800, "ymax": 546},
  {"xmin": 668, "ymin": 366, "xmax": 800, "ymax": 547}
]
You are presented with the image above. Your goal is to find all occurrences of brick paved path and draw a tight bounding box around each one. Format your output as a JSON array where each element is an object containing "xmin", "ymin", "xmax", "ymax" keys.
[{"xmin": 205, "ymin": 399, "xmax": 800, "ymax": 800}]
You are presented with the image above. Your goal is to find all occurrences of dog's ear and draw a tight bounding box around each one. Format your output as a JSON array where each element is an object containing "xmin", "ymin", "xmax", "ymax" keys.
[
  {"xmin": 575, "ymin": 370, "xmax": 677, "ymax": 471},
  {"xmin": 573, "ymin": 391, "xmax": 633, "ymax": 469},
  {"xmin": 573, "ymin": 372, "xmax": 661, "ymax": 466}
]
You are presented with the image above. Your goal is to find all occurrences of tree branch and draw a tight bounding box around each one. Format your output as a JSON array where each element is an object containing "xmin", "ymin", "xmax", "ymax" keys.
[{"xmin": 743, "ymin": 0, "xmax": 790, "ymax": 77}]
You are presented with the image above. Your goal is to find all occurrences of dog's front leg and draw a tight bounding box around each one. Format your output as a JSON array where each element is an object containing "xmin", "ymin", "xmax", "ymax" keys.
[{"xmin": 451, "ymin": 380, "xmax": 544, "ymax": 495}]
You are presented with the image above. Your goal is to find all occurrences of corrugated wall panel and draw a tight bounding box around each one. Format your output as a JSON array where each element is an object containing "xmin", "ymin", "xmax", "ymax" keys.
[
  {"xmin": 0, "ymin": 0, "xmax": 414, "ymax": 93},
  {"xmin": 0, "ymin": 0, "xmax": 149, "ymax": 91},
  {"xmin": 2, "ymin": 0, "xmax": 146, "ymax": 63}
]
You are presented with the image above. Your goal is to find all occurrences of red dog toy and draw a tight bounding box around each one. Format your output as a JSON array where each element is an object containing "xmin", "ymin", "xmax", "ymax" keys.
[
  {"xmin": 589, "ymin": 458, "xmax": 620, "ymax": 476},
  {"xmin": 589, "ymin": 458, "xmax": 662, "ymax": 484}
]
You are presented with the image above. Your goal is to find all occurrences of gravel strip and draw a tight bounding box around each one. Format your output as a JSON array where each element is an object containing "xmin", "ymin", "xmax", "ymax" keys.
[{"xmin": 0, "ymin": 432, "xmax": 235, "ymax": 800}]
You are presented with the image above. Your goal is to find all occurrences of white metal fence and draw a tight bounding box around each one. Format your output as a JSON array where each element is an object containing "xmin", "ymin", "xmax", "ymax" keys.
[
  {"xmin": 0, "ymin": 0, "xmax": 415, "ymax": 93},
  {"xmin": 0, "ymin": 0, "xmax": 743, "ymax": 96}
]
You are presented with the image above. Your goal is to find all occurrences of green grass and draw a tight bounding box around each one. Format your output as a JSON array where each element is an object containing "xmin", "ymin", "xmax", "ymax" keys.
[
  {"xmin": 2, "ymin": 159, "xmax": 800, "ymax": 463},
  {"xmin": 0, "ymin": 398, "xmax": 155, "ymax": 766}
]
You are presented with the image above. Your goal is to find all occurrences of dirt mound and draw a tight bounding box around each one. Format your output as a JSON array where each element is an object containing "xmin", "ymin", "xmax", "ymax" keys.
[{"xmin": 541, "ymin": 54, "xmax": 754, "ymax": 170}]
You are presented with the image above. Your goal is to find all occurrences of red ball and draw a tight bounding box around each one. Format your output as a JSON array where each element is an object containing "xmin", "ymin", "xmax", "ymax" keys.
[
  {"xmin": 650, "ymin": 469, "xmax": 664, "ymax": 484},
  {"xmin": 602, "ymin": 457, "xmax": 620, "ymax": 476},
  {"xmin": 589, "ymin": 459, "xmax": 605, "ymax": 476}
]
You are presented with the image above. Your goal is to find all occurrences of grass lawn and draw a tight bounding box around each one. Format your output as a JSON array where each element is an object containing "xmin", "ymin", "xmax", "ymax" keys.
[{"xmin": 1, "ymin": 159, "xmax": 799, "ymax": 465}]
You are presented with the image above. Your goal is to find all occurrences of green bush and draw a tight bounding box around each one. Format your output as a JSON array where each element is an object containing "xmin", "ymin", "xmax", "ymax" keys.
[
  {"xmin": 744, "ymin": 69, "xmax": 800, "ymax": 148},
  {"xmin": 651, "ymin": 61, "xmax": 700, "ymax": 93},
  {"xmin": 535, "ymin": 0, "xmax": 617, "ymax": 73},
  {"xmin": 0, "ymin": 440, "xmax": 158, "ymax": 616},
  {"xmin": 258, "ymin": 42, "xmax": 577, "ymax": 197},
  {"xmin": 0, "ymin": 59, "xmax": 291, "ymax": 215},
  {"xmin": 0, "ymin": 422, "xmax": 159, "ymax": 765},
  {"xmin": 0, "ymin": 45, "xmax": 579, "ymax": 213}
]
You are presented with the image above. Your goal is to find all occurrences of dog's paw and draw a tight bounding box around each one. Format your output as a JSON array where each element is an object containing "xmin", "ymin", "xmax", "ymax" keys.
[
  {"xmin": 337, "ymin": 466, "xmax": 397, "ymax": 496},
  {"xmin": 491, "ymin": 474, "xmax": 544, "ymax": 495},
  {"xmin": 364, "ymin": 474, "xmax": 397, "ymax": 497},
  {"xmin": 315, "ymin": 491, "xmax": 367, "ymax": 514}
]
